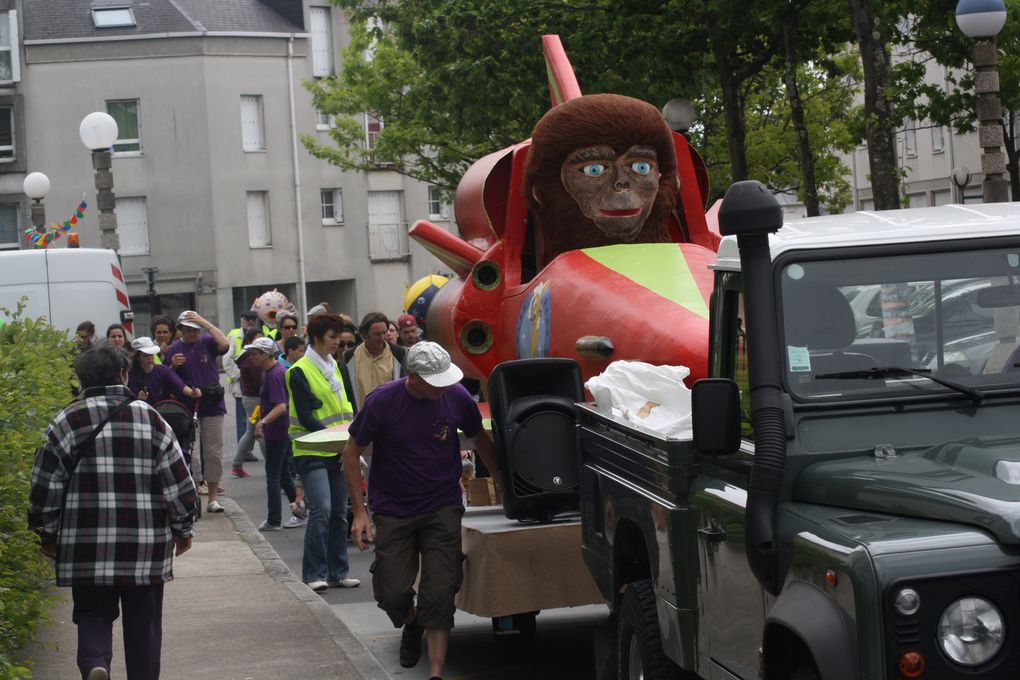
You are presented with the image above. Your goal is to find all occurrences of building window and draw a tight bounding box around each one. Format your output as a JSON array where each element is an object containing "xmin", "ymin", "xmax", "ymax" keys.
[
  {"xmin": 365, "ymin": 113, "xmax": 381, "ymax": 151},
  {"xmin": 247, "ymin": 191, "xmax": 271, "ymax": 247},
  {"xmin": 907, "ymin": 192, "xmax": 926, "ymax": 209},
  {"xmin": 933, "ymin": 189, "xmax": 952, "ymax": 206},
  {"xmin": 0, "ymin": 202, "xmax": 18, "ymax": 249},
  {"xmin": 106, "ymin": 99, "xmax": 141, "ymax": 155},
  {"xmin": 0, "ymin": 11, "xmax": 21, "ymax": 83},
  {"xmin": 310, "ymin": 6, "xmax": 333, "ymax": 77},
  {"xmin": 116, "ymin": 196, "xmax": 149, "ymax": 255},
  {"xmin": 316, "ymin": 110, "xmax": 336, "ymax": 130},
  {"xmin": 932, "ymin": 124, "xmax": 945, "ymax": 154},
  {"xmin": 240, "ymin": 95, "xmax": 265, "ymax": 152},
  {"xmin": 904, "ymin": 120, "xmax": 917, "ymax": 157},
  {"xmin": 0, "ymin": 106, "xmax": 13, "ymax": 161},
  {"xmin": 320, "ymin": 189, "xmax": 343, "ymax": 225},
  {"xmin": 427, "ymin": 186, "xmax": 449, "ymax": 220},
  {"xmin": 92, "ymin": 7, "xmax": 135, "ymax": 28}
]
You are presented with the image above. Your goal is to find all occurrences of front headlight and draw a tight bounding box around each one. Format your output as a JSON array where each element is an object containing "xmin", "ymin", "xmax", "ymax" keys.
[{"xmin": 937, "ymin": 596, "xmax": 1005, "ymax": 666}]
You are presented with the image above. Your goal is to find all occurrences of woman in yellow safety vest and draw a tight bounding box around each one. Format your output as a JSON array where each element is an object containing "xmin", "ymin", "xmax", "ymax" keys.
[{"xmin": 285, "ymin": 313, "xmax": 360, "ymax": 592}]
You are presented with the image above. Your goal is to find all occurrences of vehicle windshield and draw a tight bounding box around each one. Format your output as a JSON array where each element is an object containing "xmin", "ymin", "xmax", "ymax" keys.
[{"xmin": 780, "ymin": 245, "xmax": 1020, "ymax": 400}]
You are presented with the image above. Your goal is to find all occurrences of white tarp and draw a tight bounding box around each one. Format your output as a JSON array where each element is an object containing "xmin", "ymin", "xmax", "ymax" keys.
[{"xmin": 585, "ymin": 361, "xmax": 692, "ymax": 438}]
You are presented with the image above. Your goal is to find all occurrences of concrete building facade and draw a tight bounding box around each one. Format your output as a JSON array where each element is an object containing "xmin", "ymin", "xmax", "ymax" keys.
[{"xmin": 13, "ymin": 0, "xmax": 455, "ymax": 332}]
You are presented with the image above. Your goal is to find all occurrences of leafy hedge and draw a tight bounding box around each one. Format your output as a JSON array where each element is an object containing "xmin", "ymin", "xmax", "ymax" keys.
[{"xmin": 0, "ymin": 303, "xmax": 76, "ymax": 679}]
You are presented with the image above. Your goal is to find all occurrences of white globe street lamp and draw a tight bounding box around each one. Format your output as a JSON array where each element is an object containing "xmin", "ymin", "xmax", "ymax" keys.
[
  {"xmin": 955, "ymin": 0, "xmax": 1010, "ymax": 203},
  {"xmin": 79, "ymin": 112, "xmax": 120, "ymax": 250},
  {"xmin": 23, "ymin": 171, "xmax": 50, "ymax": 238}
]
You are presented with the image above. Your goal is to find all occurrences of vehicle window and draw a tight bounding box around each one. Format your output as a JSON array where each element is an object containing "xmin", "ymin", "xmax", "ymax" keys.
[
  {"xmin": 734, "ymin": 294, "xmax": 753, "ymax": 441},
  {"xmin": 780, "ymin": 247, "xmax": 1020, "ymax": 400}
]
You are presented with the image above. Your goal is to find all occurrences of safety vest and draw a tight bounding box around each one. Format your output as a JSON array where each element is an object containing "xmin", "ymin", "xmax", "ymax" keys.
[
  {"xmin": 227, "ymin": 328, "xmax": 244, "ymax": 357},
  {"xmin": 154, "ymin": 354, "xmax": 163, "ymax": 366},
  {"xmin": 286, "ymin": 355, "xmax": 354, "ymax": 457}
]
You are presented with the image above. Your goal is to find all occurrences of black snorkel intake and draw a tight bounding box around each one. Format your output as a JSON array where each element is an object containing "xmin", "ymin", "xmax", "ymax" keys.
[{"xmin": 718, "ymin": 181, "xmax": 786, "ymax": 596}]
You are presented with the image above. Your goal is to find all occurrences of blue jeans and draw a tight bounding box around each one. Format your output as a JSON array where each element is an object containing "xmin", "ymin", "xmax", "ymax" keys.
[
  {"xmin": 265, "ymin": 438, "xmax": 297, "ymax": 526},
  {"xmin": 296, "ymin": 455, "xmax": 350, "ymax": 583},
  {"xmin": 233, "ymin": 396, "xmax": 245, "ymax": 443}
]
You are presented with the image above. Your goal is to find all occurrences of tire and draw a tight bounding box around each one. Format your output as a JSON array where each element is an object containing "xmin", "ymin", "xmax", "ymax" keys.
[
  {"xmin": 617, "ymin": 579, "xmax": 683, "ymax": 680},
  {"xmin": 790, "ymin": 667, "xmax": 820, "ymax": 680}
]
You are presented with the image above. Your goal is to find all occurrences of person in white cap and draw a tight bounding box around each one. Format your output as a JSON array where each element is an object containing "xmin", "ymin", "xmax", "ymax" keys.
[
  {"xmin": 343, "ymin": 341, "xmax": 498, "ymax": 680},
  {"xmin": 127, "ymin": 337, "xmax": 201, "ymax": 404},
  {"xmin": 166, "ymin": 311, "xmax": 230, "ymax": 513}
]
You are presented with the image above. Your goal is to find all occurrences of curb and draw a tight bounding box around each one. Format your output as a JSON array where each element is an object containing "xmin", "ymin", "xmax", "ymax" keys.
[{"xmin": 220, "ymin": 497, "xmax": 390, "ymax": 680}]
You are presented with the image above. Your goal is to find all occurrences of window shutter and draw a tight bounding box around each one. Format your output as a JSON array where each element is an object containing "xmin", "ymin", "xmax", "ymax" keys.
[
  {"xmin": 116, "ymin": 197, "xmax": 149, "ymax": 255},
  {"xmin": 310, "ymin": 7, "xmax": 333, "ymax": 77}
]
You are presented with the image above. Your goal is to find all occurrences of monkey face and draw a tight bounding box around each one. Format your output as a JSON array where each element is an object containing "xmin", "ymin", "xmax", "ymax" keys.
[{"xmin": 560, "ymin": 144, "xmax": 661, "ymax": 240}]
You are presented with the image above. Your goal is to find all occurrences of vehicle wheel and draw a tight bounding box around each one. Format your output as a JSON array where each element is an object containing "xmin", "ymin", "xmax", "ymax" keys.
[
  {"xmin": 789, "ymin": 666, "xmax": 820, "ymax": 680},
  {"xmin": 617, "ymin": 579, "xmax": 683, "ymax": 680}
]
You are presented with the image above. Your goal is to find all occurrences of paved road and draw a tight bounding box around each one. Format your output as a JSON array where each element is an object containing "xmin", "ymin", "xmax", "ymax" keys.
[{"xmin": 219, "ymin": 401, "xmax": 606, "ymax": 679}]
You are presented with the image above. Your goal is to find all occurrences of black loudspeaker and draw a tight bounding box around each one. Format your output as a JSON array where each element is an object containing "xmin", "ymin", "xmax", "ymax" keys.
[{"xmin": 489, "ymin": 358, "xmax": 584, "ymax": 522}]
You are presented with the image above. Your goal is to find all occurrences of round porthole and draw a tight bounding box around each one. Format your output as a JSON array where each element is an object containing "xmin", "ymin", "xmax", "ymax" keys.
[
  {"xmin": 460, "ymin": 320, "xmax": 493, "ymax": 354},
  {"xmin": 471, "ymin": 260, "xmax": 501, "ymax": 290}
]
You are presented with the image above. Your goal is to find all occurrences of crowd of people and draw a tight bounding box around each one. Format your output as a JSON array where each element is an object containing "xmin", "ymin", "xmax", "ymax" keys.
[{"xmin": 30, "ymin": 301, "xmax": 496, "ymax": 680}]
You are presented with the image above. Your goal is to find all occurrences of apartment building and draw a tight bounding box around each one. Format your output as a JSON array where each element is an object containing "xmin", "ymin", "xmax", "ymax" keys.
[{"xmin": 13, "ymin": 0, "xmax": 454, "ymax": 330}]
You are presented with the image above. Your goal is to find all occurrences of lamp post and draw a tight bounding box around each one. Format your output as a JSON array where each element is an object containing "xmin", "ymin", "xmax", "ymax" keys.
[
  {"xmin": 79, "ymin": 111, "xmax": 120, "ymax": 249},
  {"xmin": 956, "ymin": 0, "xmax": 1010, "ymax": 203},
  {"xmin": 23, "ymin": 171, "xmax": 50, "ymax": 239}
]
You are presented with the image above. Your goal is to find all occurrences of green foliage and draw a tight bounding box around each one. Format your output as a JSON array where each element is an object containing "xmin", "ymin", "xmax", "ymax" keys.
[{"xmin": 0, "ymin": 300, "xmax": 74, "ymax": 679}]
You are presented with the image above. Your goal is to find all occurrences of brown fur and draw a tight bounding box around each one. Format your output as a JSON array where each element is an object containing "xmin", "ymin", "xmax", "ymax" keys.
[{"xmin": 523, "ymin": 94, "xmax": 678, "ymax": 265}]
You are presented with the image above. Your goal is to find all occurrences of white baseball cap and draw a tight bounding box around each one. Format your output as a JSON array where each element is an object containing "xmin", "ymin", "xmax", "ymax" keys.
[
  {"xmin": 406, "ymin": 341, "xmax": 463, "ymax": 387},
  {"xmin": 243, "ymin": 336, "xmax": 278, "ymax": 355},
  {"xmin": 130, "ymin": 336, "xmax": 161, "ymax": 355},
  {"xmin": 177, "ymin": 311, "xmax": 202, "ymax": 329}
]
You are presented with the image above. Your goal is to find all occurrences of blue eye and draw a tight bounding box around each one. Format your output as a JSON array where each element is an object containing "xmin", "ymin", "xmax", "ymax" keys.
[
  {"xmin": 632, "ymin": 161, "xmax": 652, "ymax": 175},
  {"xmin": 582, "ymin": 164, "xmax": 606, "ymax": 177}
]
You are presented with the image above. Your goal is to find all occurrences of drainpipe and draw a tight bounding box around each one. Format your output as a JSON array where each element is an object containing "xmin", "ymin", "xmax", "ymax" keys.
[
  {"xmin": 718, "ymin": 180, "xmax": 786, "ymax": 596},
  {"xmin": 288, "ymin": 34, "xmax": 309, "ymax": 324}
]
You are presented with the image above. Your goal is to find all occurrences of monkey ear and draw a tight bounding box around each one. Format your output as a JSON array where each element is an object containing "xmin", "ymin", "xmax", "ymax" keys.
[{"xmin": 532, "ymin": 185, "xmax": 543, "ymax": 206}]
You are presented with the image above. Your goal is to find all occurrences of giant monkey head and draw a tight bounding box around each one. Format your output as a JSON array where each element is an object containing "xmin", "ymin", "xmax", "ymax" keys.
[{"xmin": 523, "ymin": 93, "xmax": 679, "ymax": 265}]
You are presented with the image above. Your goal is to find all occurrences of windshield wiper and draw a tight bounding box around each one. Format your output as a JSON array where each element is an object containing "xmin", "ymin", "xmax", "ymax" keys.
[{"xmin": 813, "ymin": 366, "xmax": 985, "ymax": 405}]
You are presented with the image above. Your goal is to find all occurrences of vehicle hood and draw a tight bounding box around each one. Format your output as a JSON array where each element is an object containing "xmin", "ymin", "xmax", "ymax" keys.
[{"xmin": 795, "ymin": 437, "xmax": 1020, "ymax": 544}]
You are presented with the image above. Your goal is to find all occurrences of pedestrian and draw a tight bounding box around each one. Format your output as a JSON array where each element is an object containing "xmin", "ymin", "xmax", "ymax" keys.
[
  {"xmin": 75, "ymin": 321, "xmax": 96, "ymax": 352},
  {"xmin": 104, "ymin": 323, "xmax": 129, "ymax": 349},
  {"xmin": 332, "ymin": 323, "xmax": 359, "ymax": 364},
  {"xmin": 127, "ymin": 336, "xmax": 200, "ymax": 404},
  {"xmin": 385, "ymin": 319, "xmax": 399, "ymax": 345},
  {"xmin": 28, "ymin": 346, "xmax": 197, "ymax": 680},
  {"xmin": 343, "ymin": 342, "xmax": 498, "ymax": 680},
  {"xmin": 242, "ymin": 337, "xmax": 306, "ymax": 530},
  {"xmin": 286, "ymin": 312, "xmax": 360, "ymax": 591},
  {"xmin": 396, "ymin": 313, "xmax": 421, "ymax": 347},
  {"xmin": 224, "ymin": 310, "xmax": 260, "ymax": 442},
  {"xmin": 150, "ymin": 316, "xmax": 175, "ymax": 365},
  {"xmin": 280, "ymin": 335, "xmax": 306, "ymax": 369},
  {"xmin": 341, "ymin": 311, "xmax": 408, "ymax": 412},
  {"xmin": 230, "ymin": 328, "xmax": 266, "ymax": 477},
  {"xmin": 167, "ymin": 310, "xmax": 230, "ymax": 513},
  {"xmin": 276, "ymin": 313, "xmax": 299, "ymax": 356}
]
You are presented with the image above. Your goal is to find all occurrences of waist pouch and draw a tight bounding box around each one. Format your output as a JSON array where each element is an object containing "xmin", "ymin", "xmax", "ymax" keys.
[{"xmin": 201, "ymin": 383, "xmax": 225, "ymax": 404}]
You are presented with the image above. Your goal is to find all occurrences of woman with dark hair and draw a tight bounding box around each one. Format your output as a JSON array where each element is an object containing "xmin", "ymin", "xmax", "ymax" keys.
[
  {"xmin": 127, "ymin": 337, "xmax": 199, "ymax": 404},
  {"xmin": 285, "ymin": 313, "xmax": 359, "ymax": 591},
  {"xmin": 385, "ymin": 320, "xmax": 399, "ymax": 345},
  {"xmin": 150, "ymin": 316, "xmax": 176, "ymax": 364},
  {"xmin": 105, "ymin": 324, "xmax": 129, "ymax": 349}
]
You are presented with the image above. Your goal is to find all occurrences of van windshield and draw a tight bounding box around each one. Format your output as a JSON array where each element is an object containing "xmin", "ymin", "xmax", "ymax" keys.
[{"xmin": 780, "ymin": 245, "xmax": 1020, "ymax": 400}]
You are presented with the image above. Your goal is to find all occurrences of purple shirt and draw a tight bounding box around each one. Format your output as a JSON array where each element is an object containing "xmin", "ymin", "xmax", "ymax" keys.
[
  {"xmin": 259, "ymin": 362, "xmax": 290, "ymax": 441},
  {"xmin": 348, "ymin": 378, "xmax": 482, "ymax": 517},
  {"xmin": 167, "ymin": 334, "xmax": 227, "ymax": 417},
  {"xmin": 128, "ymin": 364, "xmax": 186, "ymax": 404}
]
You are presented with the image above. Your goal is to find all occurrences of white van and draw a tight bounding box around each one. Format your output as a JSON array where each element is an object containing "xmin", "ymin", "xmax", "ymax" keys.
[{"xmin": 0, "ymin": 248, "xmax": 134, "ymax": 336}]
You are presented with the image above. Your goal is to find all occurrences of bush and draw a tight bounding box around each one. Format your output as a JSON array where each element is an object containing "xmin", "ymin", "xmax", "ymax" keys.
[{"xmin": 0, "ymin": 302, "xmax": 76, "ymax": 679}]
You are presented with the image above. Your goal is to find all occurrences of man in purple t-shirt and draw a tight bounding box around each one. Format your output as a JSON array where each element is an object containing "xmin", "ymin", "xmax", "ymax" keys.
[
  {"xmin": 344, "ymin": 342, "xmax": 498, "ymax": 680},
  {"xmin": 246, "ymin": 337, "xmax": 302, "ymax": 530},
  {"xmin": 167, "ymin": 310, "xmax": 230, "ymax": 513}
]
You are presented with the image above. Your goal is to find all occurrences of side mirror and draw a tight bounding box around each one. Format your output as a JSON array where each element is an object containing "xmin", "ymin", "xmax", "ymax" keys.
[{"xmin": 692, "ymin": 378, "xmax": 741, "ymax": 456}]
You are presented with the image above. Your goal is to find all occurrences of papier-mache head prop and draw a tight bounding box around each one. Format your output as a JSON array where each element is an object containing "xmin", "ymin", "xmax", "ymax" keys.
[
  {"xmin": 251, "ymin": 289, "xmax": 296, "ymax": 329},
  {"xmin": 523, "ymin": 93, "xmax": 679, "ymax": 265}
]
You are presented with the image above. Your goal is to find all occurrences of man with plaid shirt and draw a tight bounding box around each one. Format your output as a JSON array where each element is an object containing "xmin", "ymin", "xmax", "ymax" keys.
[{"xmin": 28, "ymin": 346, "xmax": 197, "ymax": 680}]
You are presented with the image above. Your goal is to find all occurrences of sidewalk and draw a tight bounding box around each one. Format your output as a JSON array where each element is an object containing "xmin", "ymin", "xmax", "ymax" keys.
[{"xmin": 21, "ymin": 497, "xmax": 389, "ymax": 680}]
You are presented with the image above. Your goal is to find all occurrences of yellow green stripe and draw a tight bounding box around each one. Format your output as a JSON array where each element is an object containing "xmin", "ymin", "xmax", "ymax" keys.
[
  {"xmin": 545, "ymin": 59, "xmax": 563, "ymax": 106},
  {"xmin": 581, "ymin": 244, "xmax": 709, "ymax": 319}
]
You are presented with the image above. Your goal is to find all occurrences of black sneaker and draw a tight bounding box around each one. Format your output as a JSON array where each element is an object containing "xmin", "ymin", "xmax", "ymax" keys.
[{"xmin": 399, "ymin": 621, "xmax": 425, "ymax": 668}]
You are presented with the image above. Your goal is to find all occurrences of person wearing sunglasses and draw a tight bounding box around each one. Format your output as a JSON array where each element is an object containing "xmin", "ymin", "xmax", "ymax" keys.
[{"xmin": 276, "ymin": 314, "xmax": 299, "ymax": 356}]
